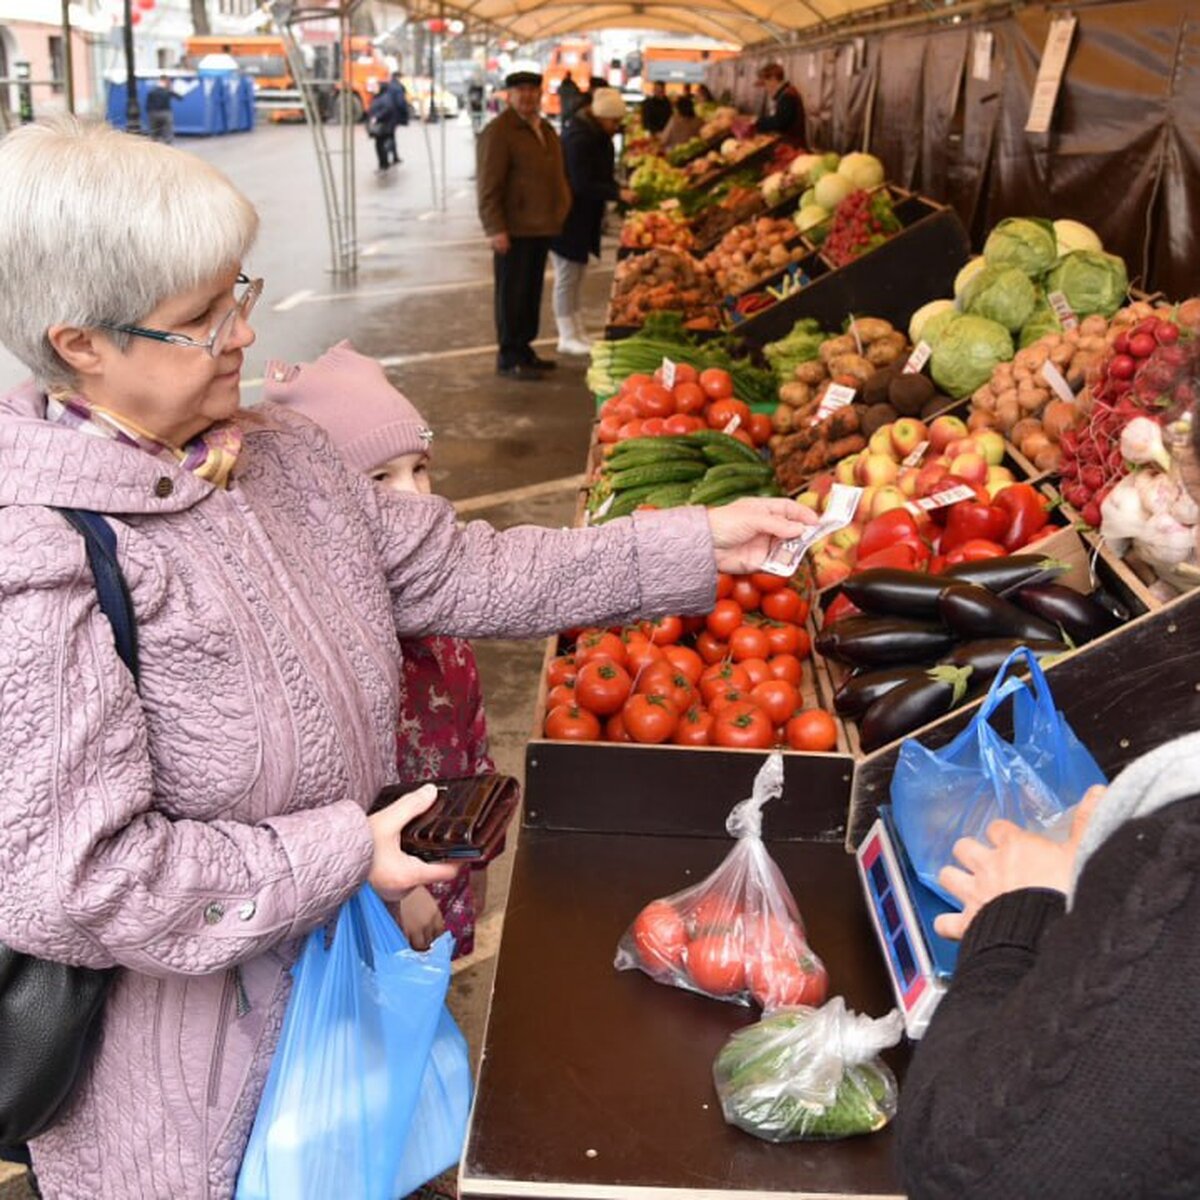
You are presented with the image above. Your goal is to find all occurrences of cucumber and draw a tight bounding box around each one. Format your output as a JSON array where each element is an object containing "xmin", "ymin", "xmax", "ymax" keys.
[
  {"xmin": 689, "ymin": 476, "xmax": 762, "ymax": 506},
  {"xmin": 684, "ymin": 430, "xmax": 764, "ymax": 465},
  {"xmin": 703, "ymin": 461, "xmax": 774, "ymax": 482},
  {"xmin": 605, "ymin": 437, "xmax": 706, "ymax": 461},
  {"xmin": 642, "ymin": 483, "xmax": 696, "ymax": 509},
  {"xmin": 609, "ymin": 460, "xmax": 708, "ymax": 491},
  {"xmin": 595, "ymin": 484, "xmax": 658, "ymax": 522},
  {"xmin": 601, "ymin": 450, "xmax": 702, "ymax": 474}
]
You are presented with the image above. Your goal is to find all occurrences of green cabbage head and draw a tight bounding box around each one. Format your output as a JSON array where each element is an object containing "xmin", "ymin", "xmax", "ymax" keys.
[
  {"xmin": 983, "ymin": 217, "xmax": 1058, "ymax": 278},
  {"xmin": 930, "ymin": 315, "xmax": 1014, "ymax": 398},
  {"xmin": 1043, "ymin": 250, "xmax": 1129, "ymax": 318},
  {"xmin": 961, "ymin": 265, "xmax": 1038, "ymax": 332}
]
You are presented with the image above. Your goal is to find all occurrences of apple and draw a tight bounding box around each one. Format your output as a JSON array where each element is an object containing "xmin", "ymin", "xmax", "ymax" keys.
[
  {"xmin": 915, "ymin": 460, "xmax": 951, "ymax": 498},
  {"xmin": 948, "ymin": 451, "xmax": 989, "ymax": 486},
  {"xmin": 810, "ymin": 473, "xmax": 835, "ymax": 499},
  {"xmin": 870, "ymin": 485, "xmax": 909, "ymax": 519},
  {"xmin": 857, "ymin": 485, "xmax": 877, "ymax": 518},
  {"xmin": 855, "ymin": 454, "xmax": 900, "ymax": 488},
  {"xmin": 976, "ymin": 430, "xmax": 1006, "ymax": 466},
  {"xmin": 868, "ymin": 425, "xmax": 897, "ymax": 459},
  {"xmin": 929, "ymin": 414, "xmax": 969, "ymax": 453},
  {"xmin": 898, "ymin": 466, "xmax": 922, "ymax": 497},
  {"xmin": 835, "ymin": 454, "xmax": 861, "ymax": 486},
  {"xmin": 829, "ymin": 524, "xmax": 862, "ymax": 552},
  {"xmin": 813, "ymin": 553, "xmax": 852, "ymax": 590},
  {"xmin": 795, "ymin": 490, "xmax": 820, "ymax": 511},
  {"xmin": 890, "ymin": 417, "xmax": 929, "ymax": 459},
  {"xmin": 986, "ymin": 465, "xmax": 1015, "ymax": 489}
]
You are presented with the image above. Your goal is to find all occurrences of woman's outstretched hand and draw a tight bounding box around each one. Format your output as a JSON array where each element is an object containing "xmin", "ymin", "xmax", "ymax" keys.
[{"xmin": 706, "ymin": 497, "xmax": 819, "ymax": 575}]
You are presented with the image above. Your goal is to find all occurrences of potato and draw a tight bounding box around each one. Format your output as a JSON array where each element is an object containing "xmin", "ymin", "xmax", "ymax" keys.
[
  {"xmin": 1042, "ymin": 398, "xmax": 1080, "ymax": 442},
  {"xmin": 818, "ymin": 334, "xmax": 857, "ymax": 363},
  {"xmin": 779, "ymin": 382, "xmax": 812, "ymax": 408},
  {"xmin": 866, "ymin": 333, "xmax": 908, "ymax": 366},
  {"xmin": 968, "ymin": 409, "xmax": 997, "ymax": 432},
  {"xmin": 1079, "ymin": 314, "xmax": 1109, "ymax": 338},
  {"xmin": 1010, "ymin": 417, "xmax": 1043, "ymax": 447},
  {"xmin": 772, "ymin": 404, "xmax": 795, "ymax": 433},
  {"xmin": 992, "ymin": 362, "xmax": 1015, "ymax": 388},
  {"xmin": 851, "ymin": 317, "xmax": 895, "ymax": 343},
  {"xmin": 1021, "ymin": 430, "xmax": 1053, "ymax": 462},
  {"xmin": 1017, "ymin": 381, "xmax": 1048, "ymax": 413},
  {"xmin": 794, "ymin": 360, "xmax": 829, "ymax": 385},
  {"xmin": 828, "ymin": 353, "xmax": 875, "ymax": 383},
  {"xmin": 1034, "ymin": 444, "xmax": 1063, "ymax": 473},
  {"xmin": 1049, "ymin": 342, "xmax": 1075, "ymax": 367},
  {"xmin": 995, "ymin": 395, "xmax": 1021, "ymax": 432}
]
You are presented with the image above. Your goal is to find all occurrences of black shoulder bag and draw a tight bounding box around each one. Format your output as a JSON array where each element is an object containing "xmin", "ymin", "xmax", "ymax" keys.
[{"xmin": 0, "ymin": 509, "xmax": 139, "ymax": 1146}]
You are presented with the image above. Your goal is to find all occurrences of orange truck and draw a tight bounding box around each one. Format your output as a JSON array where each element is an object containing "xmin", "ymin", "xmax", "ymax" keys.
[
  {"xmin": 542, "ymin": 40, "xmax": 594, "ymax": 116},
  {"xmin": 183, "ymin": 34, "xmax": 391, "ymax": 122},
  {"xmin": 641, "ymin": 42, "xmax": 737, "ymax": 95}
]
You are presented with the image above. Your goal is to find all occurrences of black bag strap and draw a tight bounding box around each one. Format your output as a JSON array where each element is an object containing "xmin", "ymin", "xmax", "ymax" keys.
[{"xmin": 55, "ymin": 509, "xmax": 140, "ymax": 686}]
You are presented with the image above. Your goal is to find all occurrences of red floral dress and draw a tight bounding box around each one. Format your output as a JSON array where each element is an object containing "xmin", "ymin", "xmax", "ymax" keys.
[{"xmin": 395, "ymin": 636, "xmax": 495, "ymax": 958}]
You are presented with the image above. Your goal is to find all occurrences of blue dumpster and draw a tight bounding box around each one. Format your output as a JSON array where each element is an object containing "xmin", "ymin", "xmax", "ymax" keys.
[{"xmin": 105, "ymin": 72, "xmax": 253, "ymax": 136}]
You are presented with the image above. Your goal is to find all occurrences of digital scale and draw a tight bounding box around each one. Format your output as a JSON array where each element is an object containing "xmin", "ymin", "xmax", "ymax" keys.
[{"xmin": 856, "ymin": 806, "xmax": 960, "ymax": 1038}]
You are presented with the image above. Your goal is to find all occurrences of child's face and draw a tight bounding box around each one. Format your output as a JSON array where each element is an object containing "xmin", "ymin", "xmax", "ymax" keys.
[{"xmin": 370, "ymin": 452, "xmax": 431, "ymax": 495}]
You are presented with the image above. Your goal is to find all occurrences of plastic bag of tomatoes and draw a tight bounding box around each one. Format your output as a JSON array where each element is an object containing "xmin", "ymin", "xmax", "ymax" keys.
[{"xmin": 614, "ymin": 753, "xmax": 828, "ymax": 1011}]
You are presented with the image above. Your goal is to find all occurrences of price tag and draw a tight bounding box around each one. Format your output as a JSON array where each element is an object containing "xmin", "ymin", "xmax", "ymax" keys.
[
  {"xmin": 1025, "ymin": 16, "xmax": 1078, "ymax": 135},
  {"xmin": 849, "ymin": 317, "xmax": 864, "ymax": 356},
  {"xmin": 722, "ymin": 413, "xmax": 742, "ymax": 435},
  {"xmin": 661, "ymin": 357, "xmax": 677, "ymax": 390},
  {"xmin": 901, "ymin": 440, "xmax": 930, "ymax": 467},
  {"xmin": 902, "ymin": 341, "xmax": 933, "ymax": 375},
  {"xmin": 810, "ymin": 382, "xmax": 857, "ymax": 425},
  {"xmin": 1047, "ymin": 290, "xmax": 1079, "ymax": 331},
  {"xmin": 1040, "ymin": 359, "xmax": 1076, "ymax": 405},
  {"xmin": 972, "ymin": 30, "xmax": 994, "ymax": 82},
  {"xmin": 906, "ymin": 483, "xmax": 977, "ymax": 514},
  {"xmin": 759, "ymin": 484, "xmax": 863, "ymax": 577}
]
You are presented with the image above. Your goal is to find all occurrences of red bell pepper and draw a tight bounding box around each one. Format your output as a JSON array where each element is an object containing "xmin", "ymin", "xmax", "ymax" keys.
[
  {"xmin": 919, "ymin": 475, "xmax": 991, "ymax": 526},
  {"xmin": 927, "ymin": 554, "xmax": 948, "ymax": 574},
  {"xmin": 993, "ymin": 483, "xmax": 1050, "ymax": 550},
  {"xmin": 944, "ymin": 538, "xmax": 1009, "ymax": 565},
  {"xmin": 822, "ymin": 591, "xmax": 862, "ymax": 627},
  {"xmin": 854, "ymin": 542, "xmax": 925, "ymax": 573},
  {"xmin": 857, "ymin": 509, "xmax": 924, "ymax": 561},
  {"xmin": 939, "ymin": 500, "xmax": 1011, "ymax": 555}
]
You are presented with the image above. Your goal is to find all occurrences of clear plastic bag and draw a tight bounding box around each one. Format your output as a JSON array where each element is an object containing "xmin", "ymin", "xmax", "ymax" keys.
[
  {"xmin": 236, "ymin": 886, "xmax": 471, "ymax": 1200},
  {"xmin": 614, "ymin": 753, "xmax": 828, "ymax": 1010},
  {"xmin": 713, "ymin": 998, "xmax": 903, "ymax": 1142},
  {"xmin": 891, "ymin": 646, "xmax": 1106, "ymax": 902}
]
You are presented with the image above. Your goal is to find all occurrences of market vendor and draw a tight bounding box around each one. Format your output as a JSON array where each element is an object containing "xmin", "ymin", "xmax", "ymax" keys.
[
  {"xmin": 753, "ymin": 62, "xmax": 806, "ymax": 146},
  {"xmin": 896, "ymin": 398, "xmax": 1200, "ymax": 1198},
  {"xmin": 0, "ymin": 115, "xmax": 818, "ymax": 1200}
]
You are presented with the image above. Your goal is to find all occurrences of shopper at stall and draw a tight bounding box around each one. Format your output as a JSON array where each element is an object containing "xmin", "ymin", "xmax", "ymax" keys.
[
  {"xmin": 897, "ymin": 408, "xmax": 1200, "ymax": 1199},
  {"xmin": 695, "ymin": 82, "xmax": 715, "ymax": 105},
  {"xmin": 641, "ymin": 80, "xmax": 672, "ymax": 135},
  {"xmin": 264, "ymin": 341, "xmax": 496, "ymax": 958},
  {"xmin": 659, "ymin": 95, "xmax": 704, "ymax": 153},
  {"xmin": 0, "ymin": 115, "xmax": 817, "ymax": 1200},
  {"xmin": 476, "ymin": 67, "xmax": 572, "ymax": 380},
  {"xmin": 550, "ymin": 87, "xmax": 632, "ymax": 357},
  {"xmin": 145, "ymin": 75, "xmax": 182, "ymax": 143},
  {"xmin": 753, "ymin": 62, "xmax": 806, "ymax": 145}
]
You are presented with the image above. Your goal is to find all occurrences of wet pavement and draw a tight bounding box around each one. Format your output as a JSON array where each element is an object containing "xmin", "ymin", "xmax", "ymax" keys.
[{"xmin": 0, "ymin": 115, "xmax": 607, "ymax": 1199}]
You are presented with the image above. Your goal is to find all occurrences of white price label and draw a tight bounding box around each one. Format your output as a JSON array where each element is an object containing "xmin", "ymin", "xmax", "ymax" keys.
[
  {"xmin": 901, "ymin": 440, "xmax": 930, "ymax": 467},
  {"xmin": 661, "ymin": 357, "xmax": 677, "ymax": 390},
  {"xmin": 1047, "ymin": 290, "xmax": 1080, "ymax": 331},
  {"xmin": 722, "ymin": 413, "xmax": 742, "ymax": 435},
  {"xmin": 810, "ymin": 383, "xmax": 857, "ymax": 425},
  {"xmin": 849, "ymin": 318, "xmax": 864, "ymax": 356},
  {"xmin": 906, "ymin": 483, "xmax": 976, "ymax": 514},
  {"xmin": 1040, "ymin": 359, "xmax": 1076, "ymax": 405},
  {"xmin": 760, "ymin": 484, "xmax": 863, "ymax": 577},
  {"xmin": 902, "ymin": 341, "xmax": 933, "ymax": 375},
  {"xmin": 972, "ymin": 30, "xmax": 994, "ymax": 82},
  {"xmin": 1025, "ymin": 16, "xmax": 1078, "ymax": 135}
]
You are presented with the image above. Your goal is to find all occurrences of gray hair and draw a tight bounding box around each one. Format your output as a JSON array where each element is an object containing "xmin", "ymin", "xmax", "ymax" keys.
[{"xmin": 0, "ymin": 116, "xmax": 259, "ymax": 388}]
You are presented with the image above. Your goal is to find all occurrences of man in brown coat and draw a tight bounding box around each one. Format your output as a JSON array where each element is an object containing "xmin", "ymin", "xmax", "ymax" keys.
[{"xmin": 477, "ymin": 67, "xmax": 572, "ymax": 379}]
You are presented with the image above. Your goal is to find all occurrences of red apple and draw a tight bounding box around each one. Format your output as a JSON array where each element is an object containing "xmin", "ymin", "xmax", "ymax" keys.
[
  {"xmin": 929, "ymin": 414, "xmax": 969, "ymax": 454},
  {"xmin": 948, "ymin": 451, "xmax": 989, "ymax": 486},
  {"xmin": 890, "ymin": 417, "xmax": 929, "ymax": 458}
]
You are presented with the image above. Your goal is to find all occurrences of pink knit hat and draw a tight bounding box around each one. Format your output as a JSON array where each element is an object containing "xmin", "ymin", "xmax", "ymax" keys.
[{"xmin": 263, "ymin": 340, "xmax": 433, "ymax": 473}]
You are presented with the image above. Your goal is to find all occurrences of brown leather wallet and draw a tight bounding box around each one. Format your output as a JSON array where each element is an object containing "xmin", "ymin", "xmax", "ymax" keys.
[{"xmin": 372, "ymin": 774, "xmax": 521, "ymax": 862}]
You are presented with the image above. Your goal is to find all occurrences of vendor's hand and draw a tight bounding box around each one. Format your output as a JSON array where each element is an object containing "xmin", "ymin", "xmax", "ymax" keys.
[
  {"xmin": 394, "ymin": 885, "xmax": 446, "ymax": 951},
  {"xmin": 933, "ymin": 786, "xmax": 1105, "ymax": 941},
  {"xmin": 706, "ymin": 497, "xmax": 818, "ymax": 575},
  {"xmin": 490, "ymin": 232, "xmax": 511, "ymax": 254},
  {"xmin": 367, "ymin": 784, "xmax": 459, "ymax": 900}
]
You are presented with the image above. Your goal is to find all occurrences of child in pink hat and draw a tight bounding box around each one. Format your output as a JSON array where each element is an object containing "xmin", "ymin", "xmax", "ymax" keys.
[{"xmin": 264, "ymin": 340, "xmax": 495, "ymax": 957}]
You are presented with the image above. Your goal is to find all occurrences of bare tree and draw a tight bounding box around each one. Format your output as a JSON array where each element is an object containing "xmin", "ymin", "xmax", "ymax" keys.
[{"xmin": 191, "ymin": 0, "xmax": 210, "ymax": 36}]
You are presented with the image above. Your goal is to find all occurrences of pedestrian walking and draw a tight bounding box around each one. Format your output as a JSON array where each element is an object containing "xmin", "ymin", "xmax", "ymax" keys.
[
  {"xmin": 550, "ymin": 88, "xmax": 632, "ymax": 356},
  {"xmin": 144, "ymin": 75, "xmax": 181, "ymax": 143},
  {"xmin": 367, "ymin": 84, "xmax": 402, "ymax": 171},
  {"xmin": 476, "ymin": 67, "xmax": 571, "ymax": 380}
]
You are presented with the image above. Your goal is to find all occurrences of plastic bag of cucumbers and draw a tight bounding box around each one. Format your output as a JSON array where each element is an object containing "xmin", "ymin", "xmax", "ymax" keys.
[{"xmin": 713, "ymin": 998, "xmax": 903, "ymax": 1141}]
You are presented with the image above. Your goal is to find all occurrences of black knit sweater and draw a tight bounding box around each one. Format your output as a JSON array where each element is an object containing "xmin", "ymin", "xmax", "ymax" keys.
[{"xmin": 896, "ymin": 794, "xmax": 1200, "ymax": 1199}]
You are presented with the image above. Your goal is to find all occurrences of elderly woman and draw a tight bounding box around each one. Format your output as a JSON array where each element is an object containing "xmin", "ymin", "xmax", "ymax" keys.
[{"xmin": 0, "ymin": 117, "xmax": 814, "ymax": 1200}]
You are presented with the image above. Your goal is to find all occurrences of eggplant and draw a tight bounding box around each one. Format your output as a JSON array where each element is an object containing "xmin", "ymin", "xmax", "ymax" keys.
[
  {"xmin": 815, "ymin": 616, "xmax": 956, "ymax": 668},
  {"xmin": 942, "ymin": 554, "xmax": 1066, "ymax": 593},
  {"xmin": 1011, "ymin": 583, "xmax": 1122, "ymax": 645},
  {"xmin": 948, "ymin": 637, "xmax": 1068, "ymax": 683},
  {"xmin": 834, "ymin": 666, "xmax": 931, "ymax": 718},
  {"xmin": 938, "ymin": 583, "xmax": 1060, "ymax": 643},
  {"xmin": 842, "ymin": 569, "xmax": 947, "ymax": 619},
  {"xmin": 859, "ymin": 665, "xmax": 974, "ymax": 753}
]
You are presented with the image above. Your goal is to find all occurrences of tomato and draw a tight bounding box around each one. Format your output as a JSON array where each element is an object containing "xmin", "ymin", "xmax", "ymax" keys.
[
  {"xmin": 623, "ymin": 638, "xmax": 664, "ymax": 676},
  {"xmin": 750, "ymin": 679, "xmax": 800, "ymax": 726},
  {"xmin": 632, "ymin": 901, "xmax": 688, "ymax": 973},
  {"xmin": 604, "ymin": 711, "xmax": 632, "ymax": 743},
  {"xmin": 680, "ymin": 615, "xmax": 707, "ymax": 637},
  {"xmin": 547, "ymin": 681, "xmax": 576, "ymax": 710},
  {"xmin": 672, "ymin": 706, "xmax": 714, "ymax": 746},
  {"xmin": 672, "ymin": 362, "xmax": 699, "ymax": 384},
  {"xmin": 637, "ymin": 662, "xmax": 696, "ymax": 712},
  {"xmin": 689, "ymin": 892, "xmax": 742, "ymax": 935},
  {"xmin": 747, "ymin": 412, "xmax": 773, "ymax": 446},
  {"xmin": 744, "ymin": 913, "xmax": 807, "ymax": 960},
  {"xmin": 706, "ymin": 397, "xmax": 752, "ymax": 430},
  {"xmin": 640, "ymin": 615, "xmax": 683, "ymax": 646},
  {"xmin": 706, "ymin": 598, "xmax": 744, "ymax": 640},
  {"xmin": 729, "ymin": 624, "xmax": 771, "ymax": 662},
  {"xmin": 546, "ymin": 654, "xmax": 577, "ymax": 687},
  {"xmin": 739, "ymin": 656, "xmax": 772, "ymax": 688},
  {"xmin": 712, "ymin": 701, "xmax": 775, "ymax": 749},
  {"xmin": 672, "ymin": 381, "xmax": 707, "ymax": 414},
  {"xmin": 616, "ymin": 419, "xmax": 644, "ymax": 441},
  {"xmin": 575, "ymin": 630, "xmax": 626, "ymax": 669},
  {"xmin": 699, "ymin": 661, "xmax": 751, "ymax": 704},
  {"xmin": 622, "ymin": 372, "xmax": 653, "ymax": 394},
  {"xmin": 543, "ymin": 704, "xmax": 601, "ymax": 741},
  {"xmin": 574, "ymin": 659, "xmax": 633, "ymax": 716},
  {"xmin": 622, "ymin": 694, "xmax": 679, "ymax": 744},
  {"xmin": 636, "ymin": 381, "xmax": 676, "ymax": 419},
  {"xmin": 763, "ymin": 621, "xmax": 801, "ymax": 657},
  {"xmin": 695, "ymin": 631, "xmax": 729, "ymax": 665},
  {"xmin": 730, "ymin": 578, "xmax": 762, "ymax": 612},
  {"xmin": 708, "ymin": 686, "xmax": 746, "ymax": 714},
  {"xmin": 610, "ymin": 397, "xmax": 638, "ymax": 423},
  {"xmin": 767, "ymin": 654, "xmax": 804, "ymax": 686},
  {"xmin": 747, "ymin": 955, "xmax": 828, "ymax": 1009},
  {"xmin": 597, "ymin": 414, "xmax": 623, "ymax": 444},
  {"xmin": 639, "ymin": 416, "xmax": 666, "ymax": 437},
  {"xmin": 698, "ymin": 367, "xmax": 734, "ymax": 401},
  {"xmin": 749, "ymin": 571, "xmax": 790, "ymax": 594},
  {"xmin": 662, "ymin": 413, "xmax": 703, "ymax": 436},
  {"xmin": 785, "ymin": 708, "xmax": 839, "ymax": 752},
  {"xmin": 686, "ymin": 934, "xmax": 746, "ymax": 995},
  {"xmin": 715, "ymin": 573, "xmax": 735, "ymax": 600},
  {"xmin": 663, "ymin": 644, "xmax": 704, "ymax": 684},
  {"xmin": 761, "ymin": 588, "xmax": 805, "ymax": 623}
]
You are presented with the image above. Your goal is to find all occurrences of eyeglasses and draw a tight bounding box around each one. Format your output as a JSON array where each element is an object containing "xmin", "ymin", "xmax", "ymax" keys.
[{"xmin": 99, "ymin": 274, "xmax": 263, "ymax": 359}]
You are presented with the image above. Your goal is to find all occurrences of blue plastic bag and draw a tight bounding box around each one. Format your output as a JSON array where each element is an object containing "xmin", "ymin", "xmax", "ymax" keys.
[
  {"xmin": 891, "ymin": 647, "xmax": 1106, "ymax": 903},
  {"xmin": 235, "ymin": 885, "xmax": 471, "ymax": 1200}
]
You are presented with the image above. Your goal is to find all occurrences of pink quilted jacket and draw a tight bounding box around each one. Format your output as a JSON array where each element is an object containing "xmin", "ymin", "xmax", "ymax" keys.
[{"xmin": 0, "ymin": 383, "xmax": 716, "ymax": 1199}]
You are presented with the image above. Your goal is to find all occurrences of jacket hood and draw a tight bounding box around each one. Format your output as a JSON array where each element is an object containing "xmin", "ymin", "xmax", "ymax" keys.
[{"xmin": 0, "ymin": 379, "xmax": 275, "ymax": 515}]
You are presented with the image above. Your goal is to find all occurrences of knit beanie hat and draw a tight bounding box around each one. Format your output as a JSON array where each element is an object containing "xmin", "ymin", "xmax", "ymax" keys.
[
  {"xmin": 263, "ymin": 340, "xmax": 433, "ymax": 473},
  {"xmin": 590, "ymin": 88, "xmax": 626, "ymax": 120}
]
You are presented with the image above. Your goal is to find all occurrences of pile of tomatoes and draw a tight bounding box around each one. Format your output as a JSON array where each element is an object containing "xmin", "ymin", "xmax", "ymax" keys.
[
  {"xmin": 541, "ymin": 571, "xmax": 841, "ymax": 753},
  {"xmin": 596, "ymin": 364, "xmax": 773, "ymax": 449},
  {"xmin": 626, "ymin": 893, "xmax": 828, "ymax": 1009}
]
